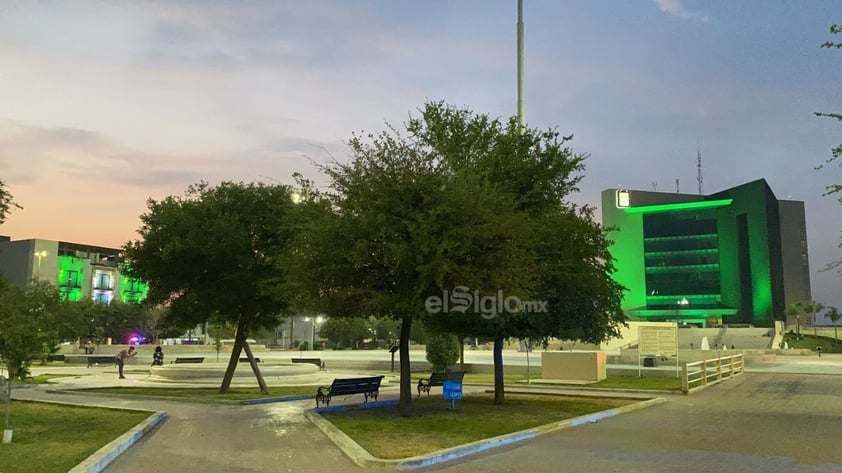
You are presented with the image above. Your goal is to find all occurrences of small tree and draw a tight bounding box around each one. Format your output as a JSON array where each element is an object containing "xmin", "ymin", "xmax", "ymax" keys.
[
  {"xmin": 207, "ymin": 323, "xmax": 236, "ymax": 362},
  {"xmin": 0, "ymin": 280, "xmax": 62, "ymax": 440},
  {"xmin": 0, "ymin": 180, "xmax": 21, "ymax": 224},
  {"xmin": 825, "ymin": 306, "xmax": 841, "ymax": 345},
  {"xmin": 425, "ymin": 334, "xmax": 460, "ymax": 372}
]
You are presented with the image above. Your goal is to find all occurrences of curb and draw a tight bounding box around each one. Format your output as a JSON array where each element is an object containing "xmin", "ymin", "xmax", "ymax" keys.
[
  {"xmin": 306, "ymin": 396, "xmax": 666, "ymax": 470},
  {"xmin": 67, "ymin": 410, "xmax": 167, "ymax": 473},
  {"xmin": 240, "ymin": 394, "xmax": 313, "ymax": 405},
  {"xmin": 45, "ymin": 389, "xmax": 240, "ymax": 405}
]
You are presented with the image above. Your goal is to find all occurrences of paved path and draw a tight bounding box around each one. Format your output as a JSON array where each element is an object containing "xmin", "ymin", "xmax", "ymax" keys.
[{"xmin": 14, "ymin": 356, "xmax": 842, "ymax": 472}]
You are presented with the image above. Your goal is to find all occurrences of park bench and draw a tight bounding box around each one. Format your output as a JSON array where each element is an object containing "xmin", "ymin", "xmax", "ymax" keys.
[
  {"xmin": 173, "ymin": 357, "xmax": 205, "ymax": 364},
  {"xmin": 239, "ymin": 357, "xmax": 261, "ymax": 363},
  {"xmin": 291, "ymin": 358, "xmax": 325, "ymax": 370},
  {"xmin": 315, "ymin": 376, "xmax": 384, "ymax": 408},
  {"xmin": 417, "ymin": 371, "xmax": 465, "ymax": 397},
  {"xmin": 87, "ymin": 355, "xmax": 117, "ymax": 366},
  {"xmin": 47, "ymin": 354, "xmax": 66, "ymax": 362}
]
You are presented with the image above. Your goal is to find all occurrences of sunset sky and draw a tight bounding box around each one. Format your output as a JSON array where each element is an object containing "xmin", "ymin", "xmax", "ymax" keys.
[{"xmin": 1, "ymin": 1, "xmax": 840, "ymax": 311}]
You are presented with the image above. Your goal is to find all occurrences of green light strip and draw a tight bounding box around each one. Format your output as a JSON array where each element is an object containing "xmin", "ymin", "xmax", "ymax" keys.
[
  {"xmin": 645, "ymin": 263, "xmax": 720, "ymax": 273},
  {"xmin": 644, "ymin": 233, "xmax": 718, "ymax": 242},
  {"xmin": 623, "ymin": 199, "xmax": 733, "ymax": 215},
  {"xmin": 644, "ymin": 248, "xmax": 719, "ymax": 257},
  {"xmin": 632, "ymin": 308, "xmax": 739, "ymax": 316}
]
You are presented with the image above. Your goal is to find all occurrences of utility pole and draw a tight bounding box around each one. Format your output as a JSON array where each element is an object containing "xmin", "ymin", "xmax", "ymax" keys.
[{"xmin": 517, "ymin": 0, "xmax": 525, "ymax": 130}]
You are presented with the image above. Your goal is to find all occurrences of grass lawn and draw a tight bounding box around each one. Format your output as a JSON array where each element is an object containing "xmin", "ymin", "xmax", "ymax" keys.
[
  {"xmin": 83, "ymin": 386, "xmax": 317, "ymax": 401},
  {"xmin": 588, "ymin": 376, "xmax": 682, "ymax": 391},
  {"xmin": 322, "ymin": 393, "xmax": 638, "ymax": 459},
  {"xmin": 783, "ymin": 333, "xmax": 842, "ymax": 353},
  {"xmin": 0, "ymin": 400, "xmax": 151, "ymax": 473},
  {"xmin": 460, "ymin": 373, "xmax": 681, "ymax": 391},
  {"xmin": 19, "ymin": 374, "xmax": 85, "ymax": 385}
]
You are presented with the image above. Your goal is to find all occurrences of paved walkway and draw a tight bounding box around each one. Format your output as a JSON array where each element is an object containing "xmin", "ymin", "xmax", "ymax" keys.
[{"xmin": 13, "ymin": 357, "xmax": 842, "ymax": 472}]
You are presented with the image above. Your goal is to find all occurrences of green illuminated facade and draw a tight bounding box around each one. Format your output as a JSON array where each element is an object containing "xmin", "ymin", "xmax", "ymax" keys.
[
  {"xmin": 0, "ymin": 237, "xmax": 148, "ymax": 305},
  {"xmin": 602, "ymin": 180, "xmax": 810, "ymax": 327}
]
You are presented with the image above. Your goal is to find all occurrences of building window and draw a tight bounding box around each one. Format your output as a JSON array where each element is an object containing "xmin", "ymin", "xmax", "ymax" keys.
[{"xmin": 94, "ymin": 272, "xmax": 111, "ymax": 290}]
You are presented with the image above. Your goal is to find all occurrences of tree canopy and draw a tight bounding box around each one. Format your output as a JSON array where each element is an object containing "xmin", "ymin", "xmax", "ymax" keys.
[
  {"xmin": 289, "ymin": 101, "xmax": 625, "ymax": 413},
  {"xmin": 123, "ymin": 181, "xmax": 297, "ymax": 393},
  {"xmin": 0, "ymin": 180, "xmax": 21, "ymax": 225},
  {"xmin": 816, "ymin": 24, "xmax": 842, "ymax": 274}
]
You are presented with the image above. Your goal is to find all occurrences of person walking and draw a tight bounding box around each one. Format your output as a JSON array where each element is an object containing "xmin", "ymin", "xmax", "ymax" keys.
[
  {"xmin": 151, "ymin": 346, "xmax": 164, "ymax": 366},
  {"xmin": 115, "ymin": 346, "xmax": 137, "ymax": 379}
]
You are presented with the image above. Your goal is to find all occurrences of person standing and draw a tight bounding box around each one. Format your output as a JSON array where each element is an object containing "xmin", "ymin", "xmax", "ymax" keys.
[
  {"xmin": 115, "ymin": 346, "xmax": 137, "ymax": 379},
  {"xmin": 151, "ymin": 346, "xmax": 164, "ymax": 366}
]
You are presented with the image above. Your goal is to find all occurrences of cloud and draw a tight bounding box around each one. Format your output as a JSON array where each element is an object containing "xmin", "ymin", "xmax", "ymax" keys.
[{"xmin": 654, "ymin": 0, "xmax": 710, "ymax": 23}]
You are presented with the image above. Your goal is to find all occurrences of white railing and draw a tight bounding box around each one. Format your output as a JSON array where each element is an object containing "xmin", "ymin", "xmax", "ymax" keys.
[{"xmin": 682, "ymin": 354, "xmax": 744, "ymax": 393}]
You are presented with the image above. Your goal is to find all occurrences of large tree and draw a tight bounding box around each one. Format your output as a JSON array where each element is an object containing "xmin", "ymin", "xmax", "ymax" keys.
[
  {"xmin": 412, "ymin": 103, "xmax": 625, "ymax": 403},
  {"xmin": 123, "ymin": 181, "xmax": 297, "ymax": 393},
  {"xmin": 286, "ymin": 122, "xmax": 533, "ymax": 416}
]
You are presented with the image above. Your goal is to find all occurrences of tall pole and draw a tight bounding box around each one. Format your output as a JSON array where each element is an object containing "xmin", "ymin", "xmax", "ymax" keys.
[{"xmin": 517, "ymin": 0, "xmax": 525, "ymax": 130}]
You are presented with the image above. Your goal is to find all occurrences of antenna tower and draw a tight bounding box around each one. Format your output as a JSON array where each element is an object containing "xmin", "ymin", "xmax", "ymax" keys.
[
  {"xmin": 696, "ymin": 140, "xmax": 703, "ymax": 195},
  {"xmin": 675, "ymin": 178, "xmax": 680, "ymax": 193}
]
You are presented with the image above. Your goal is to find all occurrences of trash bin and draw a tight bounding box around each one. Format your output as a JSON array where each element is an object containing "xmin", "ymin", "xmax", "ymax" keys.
[{"xmin": 643, "ymin": 356, "xmax": 657, "ymax": 367}]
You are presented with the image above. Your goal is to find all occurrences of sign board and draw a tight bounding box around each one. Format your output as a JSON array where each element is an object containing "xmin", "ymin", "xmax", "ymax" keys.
[
  {"xmin": 638, "ymin": 325, "xmax": 677, "ymax": 357},
  {"xmin": 442, "ymin": 381, "xmax": 463, "ymax": 401}
]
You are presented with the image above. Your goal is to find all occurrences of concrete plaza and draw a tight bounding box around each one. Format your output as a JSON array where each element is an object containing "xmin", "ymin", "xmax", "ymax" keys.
[{"xmin": 11, "ymin": 352, "xmax": 842, "ymax": 472}]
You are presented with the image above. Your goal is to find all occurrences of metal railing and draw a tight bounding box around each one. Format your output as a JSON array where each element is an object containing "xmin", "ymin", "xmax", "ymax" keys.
[{"xmin": 682, "ymin": 354, "xmax": 744, "ymax": 393}]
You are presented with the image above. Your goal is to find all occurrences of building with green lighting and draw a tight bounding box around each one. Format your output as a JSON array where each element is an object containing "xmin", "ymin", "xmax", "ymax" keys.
[
  {"xmin": 602, "ymin": 179, "xmax": 810, "ymax": 327},
  {"xmin": 0, "ymin": 236, "xmax": 148, "ymax": 304}
]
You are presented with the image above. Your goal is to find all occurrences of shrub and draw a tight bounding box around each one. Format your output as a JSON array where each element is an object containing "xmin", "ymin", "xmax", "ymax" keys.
[{"xmin": 425, "ymin": 334, "xmax": 460, "ymax": 371}]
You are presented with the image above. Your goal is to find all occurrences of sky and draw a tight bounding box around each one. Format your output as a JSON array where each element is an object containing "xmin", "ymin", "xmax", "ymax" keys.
[{"xmin": 1, "ymin": 0, "xmax": 840, "ymax": 314}]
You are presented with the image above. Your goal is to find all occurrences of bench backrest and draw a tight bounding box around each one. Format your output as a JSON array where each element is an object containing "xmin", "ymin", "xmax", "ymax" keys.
[
  {"xmin": 329, "ymin": 376, "xmax": 384, "ymax": 396},
  {"xmin": 291, "ymin": 358, "xmax": 321, "ymax": 363},
  {"xmin": 428, "ymin": 371, "xmax": 465, "ymax": 385},
  {"xmin": 174, "ymin": 357, "xmax": 205, "ymax": 364}
]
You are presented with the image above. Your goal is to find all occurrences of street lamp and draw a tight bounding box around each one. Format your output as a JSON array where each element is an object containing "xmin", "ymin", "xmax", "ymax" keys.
[
  {"xmin": 33, "ymin": 250, "xmax": 47, "ymax": 278},
  {"xmin": 304, "ymin": 316, "xmax": 325, "ymax": 350}
]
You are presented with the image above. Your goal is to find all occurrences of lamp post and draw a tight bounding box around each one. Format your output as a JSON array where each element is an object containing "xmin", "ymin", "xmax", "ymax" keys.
[
  {"xmin": 33, "ymin": 250, "xmax": 47, "ymax": 279},
  {"xmin": 304, "ymin": 316, "xmax": 324, "ymax": 350}
]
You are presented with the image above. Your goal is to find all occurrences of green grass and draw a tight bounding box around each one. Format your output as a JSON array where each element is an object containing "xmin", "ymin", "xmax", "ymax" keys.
[
  {"xmin": 82, "ymin": 386, "xmax": 317, "ymax": 401},
  {"xmin": 588, "ymin": 376, "xmax": 682, "ymax": 391},
  {"xmin": 783, "ymin": 333, "xmax": 842, "ymax": 353},
  {"xmin": 460, "ymin": 373, "xmax": 681, "ymax": 391},
  {"xmin": 322, "ymin": 393, "xmax": 638, "ymax": 459},
  {"xmin": 0, "ymin": 400, "xmax": 151, "ymax": 473},
  {"xmin": 19, "ymin": 374, "xmax": 84, "ymax": 385}
]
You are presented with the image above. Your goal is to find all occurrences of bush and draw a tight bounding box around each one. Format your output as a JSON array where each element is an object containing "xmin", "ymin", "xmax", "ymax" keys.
[{"xmin": 425, "ymin": 334, "xmax": 460, "ymax": 372}]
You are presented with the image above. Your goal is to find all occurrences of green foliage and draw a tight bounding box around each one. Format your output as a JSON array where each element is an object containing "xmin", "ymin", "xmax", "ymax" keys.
[
  {"xmin": 318, "ymin": 317, "xmax": 370, "ymax": 349},
  {"xmin": 816, "ymin": 24, "xmax": 842, "ymax": 274},
  {"xmin": 207, "ymin": 323, "xmax": 236, "ymax": 361},
  {"xmin": 425, "ymin": 334, "xmax": 460, "ymax": 371},
  {"xmin": 0, "ymin": 179, "xmax": 22, "ymax": 225},
  {"xmin": 0, "ymin": 280, "xmax": 63, "ymax": 429},
  {"xmin": 123, "ymin": 181, "xmax": 298, "ymax": 391}
]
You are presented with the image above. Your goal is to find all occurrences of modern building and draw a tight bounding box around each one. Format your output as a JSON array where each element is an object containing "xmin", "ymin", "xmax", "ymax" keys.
[
  {"xmin": 601, "ymin": 179, "xmax": 810, "ymax": 327},
  {"xmin": 0, "ymin": 236, "xmax": 148, "ymax": 304}
]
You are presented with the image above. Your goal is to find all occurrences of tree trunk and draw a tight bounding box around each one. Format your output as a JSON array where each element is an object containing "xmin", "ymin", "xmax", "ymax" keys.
[
  {"xmin": 398, "ymin": 316, "xmax": 413, "ymax": 417},
  {"xmin": 813, "ymin": 310, "xmax": 818, "ymax": 337},
  {"xmin": 459, "ymin": 337, "xmax": 465, "ymax": 373},
  {"xmin": 220, "ymin": 318, "xmax": 248, "ymax": 393},
  {"xmin": 493, "ymin": 338, "xmax": 504, "ymax": 405},
  {"xmin": 835, "ymin": 325, "xmax": 838, "ymax": 345},
  {"xmin": 242, "ymin": 341, "xmax": 269, "ymax": 394},
  {"xmin": 4, "ymin": 376, "xmax": 11, "ymax": 430}
]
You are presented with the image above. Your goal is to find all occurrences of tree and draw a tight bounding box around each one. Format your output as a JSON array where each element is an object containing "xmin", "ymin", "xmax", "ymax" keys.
[
  {"xmin": 0, "ymin": 280, "xmax": 62, "ymax": 440},
  {"xmin": 410, "ymin": 102, "xmax": 625, "ymax": 404},
  {"xmin": 816, "ymin": 24, "xmax": 842, "ymax": 274},
  {"xmin": 825, "ymin": 306, "xmax": 841, "ymax": 345},
  {"xmin": 286, "ymin": 112, "xmax": 533, "ymax": 416},
  {"xmin": 0, "ymin": 180, "xmax": 21, "ymax": 225},
  {"xmin": 425, "ymin": 334, "xmax": 460, "ymax": 372},
  {"xmin": 318, "ymin": 317, "xmax": 369, "ymax": 349},
  {"xmin": 785, "ymin": 302, "xmax": 803, "ymax": 336},
  {"xmin": 123, "ymin": 182, "xmax": 297, "ymax": 394},
  {"xmin": 207, "ymin": 322, "xmax": 236, "ymax": 362}
]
